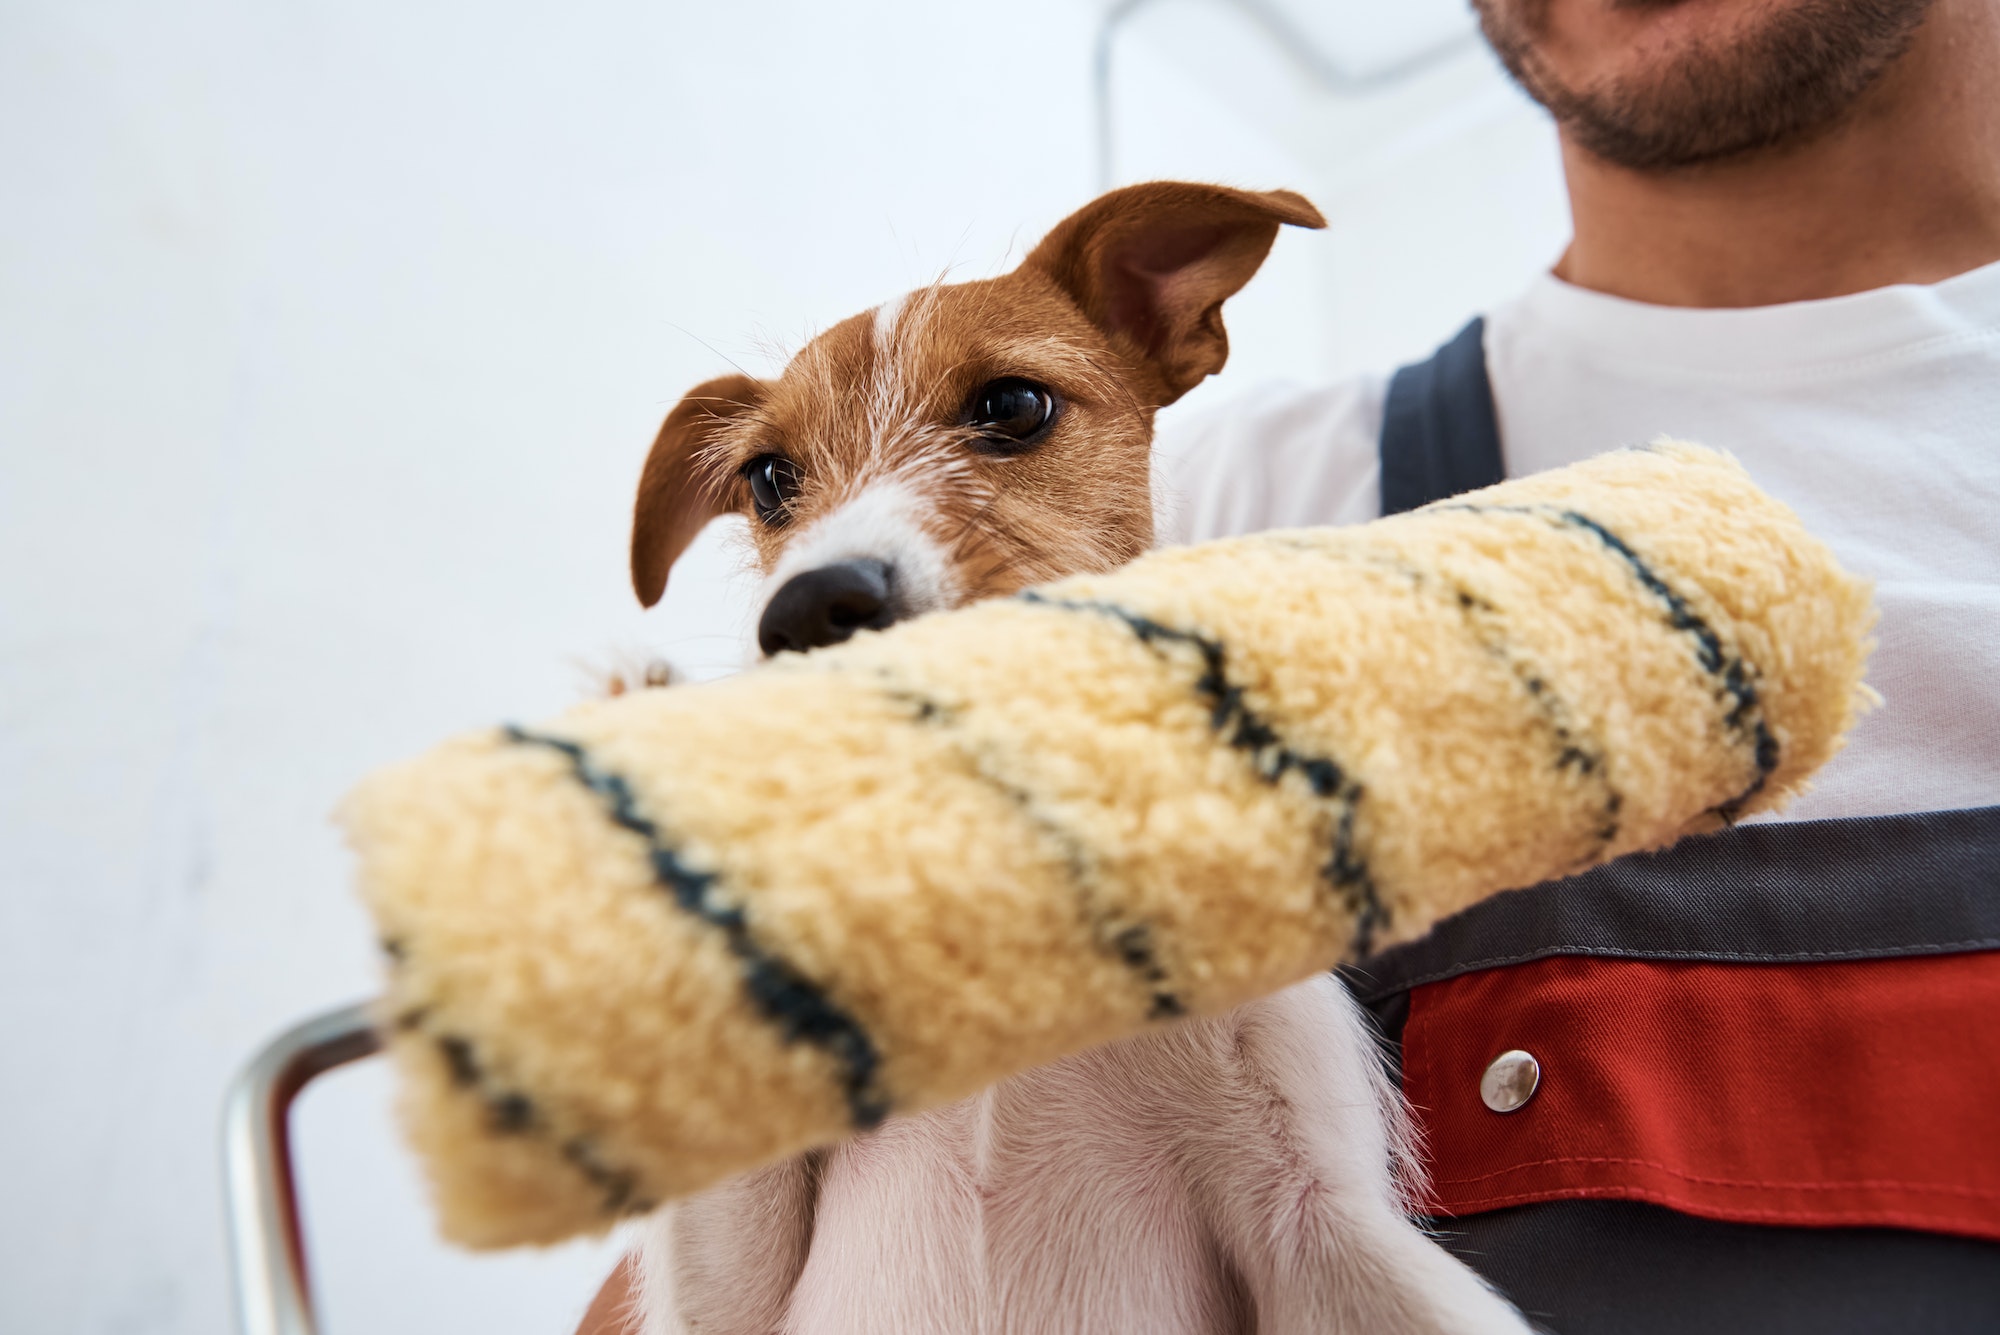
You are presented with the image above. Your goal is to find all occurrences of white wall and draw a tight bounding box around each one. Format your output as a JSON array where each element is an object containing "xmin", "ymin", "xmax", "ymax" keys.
[
  {"xmin": 1109, "ymin": 0, "xmax": 1572, "ymax": 374},
  {"xmin": 0, "ymin": 3, "xmax": 1566, "ymax": 1333}
]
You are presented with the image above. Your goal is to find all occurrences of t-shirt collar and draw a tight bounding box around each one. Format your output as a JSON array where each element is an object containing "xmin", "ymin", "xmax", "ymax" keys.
[{"xmin": 1508, "ymin": 256, "xmax": 2000, "ymax": 377}]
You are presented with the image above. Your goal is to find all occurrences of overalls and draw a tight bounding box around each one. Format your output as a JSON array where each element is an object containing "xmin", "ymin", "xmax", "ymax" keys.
[{"xmin": 1352, "ymin": 319, "xmax": 2000, "ymax": 1333}]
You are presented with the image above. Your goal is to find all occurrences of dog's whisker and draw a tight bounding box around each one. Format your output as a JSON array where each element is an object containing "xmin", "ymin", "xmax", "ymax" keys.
[
  {"xmin": 943, "ymin": 493, "xmax": 1008, "ymax": 560},
  {"xmin": 663, "ymin": 322, "xmax": 761, "ymax": 382},
  {"xmin": 966, "ymin": 554, "xmax": 1028, "ymax": 592}
]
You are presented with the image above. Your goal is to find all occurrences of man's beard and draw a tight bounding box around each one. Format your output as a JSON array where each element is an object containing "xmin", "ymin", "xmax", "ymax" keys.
[{"xmin": 1473, "ymin": 0, "xmax": 1938, "ymax": 170}]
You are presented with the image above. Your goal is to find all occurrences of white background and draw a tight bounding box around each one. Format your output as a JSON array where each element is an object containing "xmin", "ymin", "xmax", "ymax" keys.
[{"xmin": 0, "ymin": 2, "xmax": 1566, "ymax": 1331}]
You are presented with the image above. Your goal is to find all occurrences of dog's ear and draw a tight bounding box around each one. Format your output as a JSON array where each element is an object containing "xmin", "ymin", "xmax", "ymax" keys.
[
  {"xmin": 630, "ymin": 373, "xmax": 768, "ymax": 608},
  {"xmin": 1024, "ymin": 182, "xmax": 1326, "ymax": 405}
]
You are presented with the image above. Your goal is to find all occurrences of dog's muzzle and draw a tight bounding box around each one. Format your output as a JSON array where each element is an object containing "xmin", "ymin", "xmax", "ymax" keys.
[{"xmin": 759, "ymin": 558, "xmax": 900, "ymax": 656}]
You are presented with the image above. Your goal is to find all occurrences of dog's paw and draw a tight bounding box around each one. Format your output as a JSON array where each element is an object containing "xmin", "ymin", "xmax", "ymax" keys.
[
  {"xmin": 609, "ymin": 659, "xmax": 676, "ymax": 694},
  {"xmin": 577, "ymin": 650, "xmax": 679, "ymax": 700}
]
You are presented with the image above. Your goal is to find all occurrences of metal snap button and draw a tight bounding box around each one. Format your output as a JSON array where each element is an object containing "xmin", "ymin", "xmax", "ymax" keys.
[{"xmin": 1480, "ymin": 1049, "xmax": 1540, "ymax": 1113}]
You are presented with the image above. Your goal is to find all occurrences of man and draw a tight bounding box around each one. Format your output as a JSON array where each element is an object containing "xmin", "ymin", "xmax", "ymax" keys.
[
  {"xmin": 584, "ymin": 0, "xmax": 2000, "ymax": 1327},
  {"xmin": 1156, "ymin": 0, "xmax": 2000, "ymax": 1329}
]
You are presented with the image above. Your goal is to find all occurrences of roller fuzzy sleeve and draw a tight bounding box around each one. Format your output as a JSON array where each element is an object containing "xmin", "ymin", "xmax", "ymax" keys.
[{"xmin": 342, "ymin": 442, "xmax": 1875, "ymax": 1247}]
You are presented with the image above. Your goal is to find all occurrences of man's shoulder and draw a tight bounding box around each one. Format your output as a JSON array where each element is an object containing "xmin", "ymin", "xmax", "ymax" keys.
[{"xmin": 1152, "ymin": 374, "xmax": 1389, "ymax": 546}]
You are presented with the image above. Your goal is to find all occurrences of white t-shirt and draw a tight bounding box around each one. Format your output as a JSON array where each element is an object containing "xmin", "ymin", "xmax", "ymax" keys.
[{"xmin": 1158, "ymin": 260, "xmax": 2000, "ymax": 823}]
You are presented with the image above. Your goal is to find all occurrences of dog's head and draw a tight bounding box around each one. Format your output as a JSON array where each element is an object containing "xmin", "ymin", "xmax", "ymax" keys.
[{"xmin": 631, "ymin": 182, "xmax": 1324, "ymax": 656}]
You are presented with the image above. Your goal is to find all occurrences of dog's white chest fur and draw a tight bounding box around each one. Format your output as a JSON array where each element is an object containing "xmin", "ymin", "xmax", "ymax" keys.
[{"xmin": 633, "ymin": 976, "xmax": 1528, "ymax": 1335}]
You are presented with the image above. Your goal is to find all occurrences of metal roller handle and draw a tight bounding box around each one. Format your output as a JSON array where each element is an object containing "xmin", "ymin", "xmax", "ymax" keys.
[{"xmin": 223, "ymin": 1001, "xmax": 383, "ymax": 1335}]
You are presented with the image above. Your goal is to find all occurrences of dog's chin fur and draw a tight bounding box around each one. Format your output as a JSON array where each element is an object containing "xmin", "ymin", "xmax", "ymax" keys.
[{"xmin": 632, "ymin": 975, "xmax": 1525, "ymax": 1335}]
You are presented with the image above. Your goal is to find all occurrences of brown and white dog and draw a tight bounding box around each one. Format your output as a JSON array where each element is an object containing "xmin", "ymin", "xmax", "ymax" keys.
[{"xmin": 613, "ymin": 183, "xmax": 1528, "ymax": 1335}]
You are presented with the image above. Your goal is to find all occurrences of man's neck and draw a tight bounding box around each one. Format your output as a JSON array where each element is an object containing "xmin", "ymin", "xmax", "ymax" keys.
[{"xmin": 1555, "ymin": 0, "xmax": 2000, "ymax": 308}]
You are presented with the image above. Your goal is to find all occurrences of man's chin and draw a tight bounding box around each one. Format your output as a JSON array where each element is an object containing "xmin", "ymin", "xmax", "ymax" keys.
[{"xmin": 1475, "ymin": 0, "xmax": 1937, "ymax": 172}]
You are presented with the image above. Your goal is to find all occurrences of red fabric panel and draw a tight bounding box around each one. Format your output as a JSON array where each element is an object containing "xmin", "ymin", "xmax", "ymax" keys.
[{"xmin": 1403, "ymin": 952, "xmax": 2000, "ymax": 1241}]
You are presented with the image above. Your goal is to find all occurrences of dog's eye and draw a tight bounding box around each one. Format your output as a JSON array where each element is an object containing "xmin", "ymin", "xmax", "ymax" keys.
[
  {"xmin": 743, "ymin": 454, "xmax": 801, "ymax": 526},
  {"xmin": 967, "ymin": 378, "xmax": 1057, "ymax": 451}
]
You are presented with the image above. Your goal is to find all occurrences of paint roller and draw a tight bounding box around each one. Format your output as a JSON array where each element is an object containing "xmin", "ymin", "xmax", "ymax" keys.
[{"xmin": 332, "ymin": 441, "xmax": 1873, "ymax": 1249}]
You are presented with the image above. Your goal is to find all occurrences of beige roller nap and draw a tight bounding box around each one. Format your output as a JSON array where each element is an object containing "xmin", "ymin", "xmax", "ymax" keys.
[{"xmin": 342, "ymin": 442, "xmax": 1875, "ymax": 1248}]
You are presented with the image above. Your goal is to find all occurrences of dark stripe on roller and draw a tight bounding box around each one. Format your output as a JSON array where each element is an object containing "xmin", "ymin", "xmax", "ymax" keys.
[
  {"xmin": 503, "ymin": 725, "xmax": 891, "ymax": 1129},
  {"xmin": 1441, "ymin": 504, "xmax": 1781, "ymax": 821},
  {"xmin": 1434, "ymin": 575, "xmax": 1625, "ymax": 854},
  {"xmin": 1265, "ymin": 535, "xmax": 1627, "ymax": 859},
  {"xmin": 1017, "ymin": 592, "xmax": 1388, "ymax": 956},
  {"xmin": 877, "ymin": 682, "xmax": 1184, "ymax": 1020},
  {"xmin": 1549, "ymin": 509, "xmax": 1778, "ymax": 820},
  {"xmin": 426, "ymin": 1027, "xmax": 653, "ymax": 1218}
]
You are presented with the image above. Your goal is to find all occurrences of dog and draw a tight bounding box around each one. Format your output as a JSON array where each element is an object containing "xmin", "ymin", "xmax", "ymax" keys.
[{"xmin": 612, "ymin": 183, "xmax": 1529, "ymax": 1335}]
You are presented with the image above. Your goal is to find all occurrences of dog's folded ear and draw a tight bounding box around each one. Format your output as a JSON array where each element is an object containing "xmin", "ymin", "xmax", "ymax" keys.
[
  {"xmin": 631, "ymin": 374, "xmax": 768, "ymax": 608},
  {"xmin": 1025, "ymin": 182, "xmax": 1326, "ymax": 405}
]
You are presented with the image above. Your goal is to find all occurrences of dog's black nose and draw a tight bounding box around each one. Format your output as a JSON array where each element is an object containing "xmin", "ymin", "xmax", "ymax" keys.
[{"xmin": 758, "ymin": 559, "xmax": 899, "ymax": 656}]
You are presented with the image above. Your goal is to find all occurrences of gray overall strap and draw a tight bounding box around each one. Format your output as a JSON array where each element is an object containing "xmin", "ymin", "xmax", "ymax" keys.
[
  {"xmin": 1343, "ymin": 804, "xmax": 2000, "ymax": 1005},
  {"xmin": 1378, "ymin": 316, "xmax": 1505, "ymax": 515}
]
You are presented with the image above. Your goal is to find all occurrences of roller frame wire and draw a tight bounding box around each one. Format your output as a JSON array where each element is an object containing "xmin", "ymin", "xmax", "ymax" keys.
[{"xmin": 222, "ymin": 1001, "xmax": 382, "ymax": 1335}]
